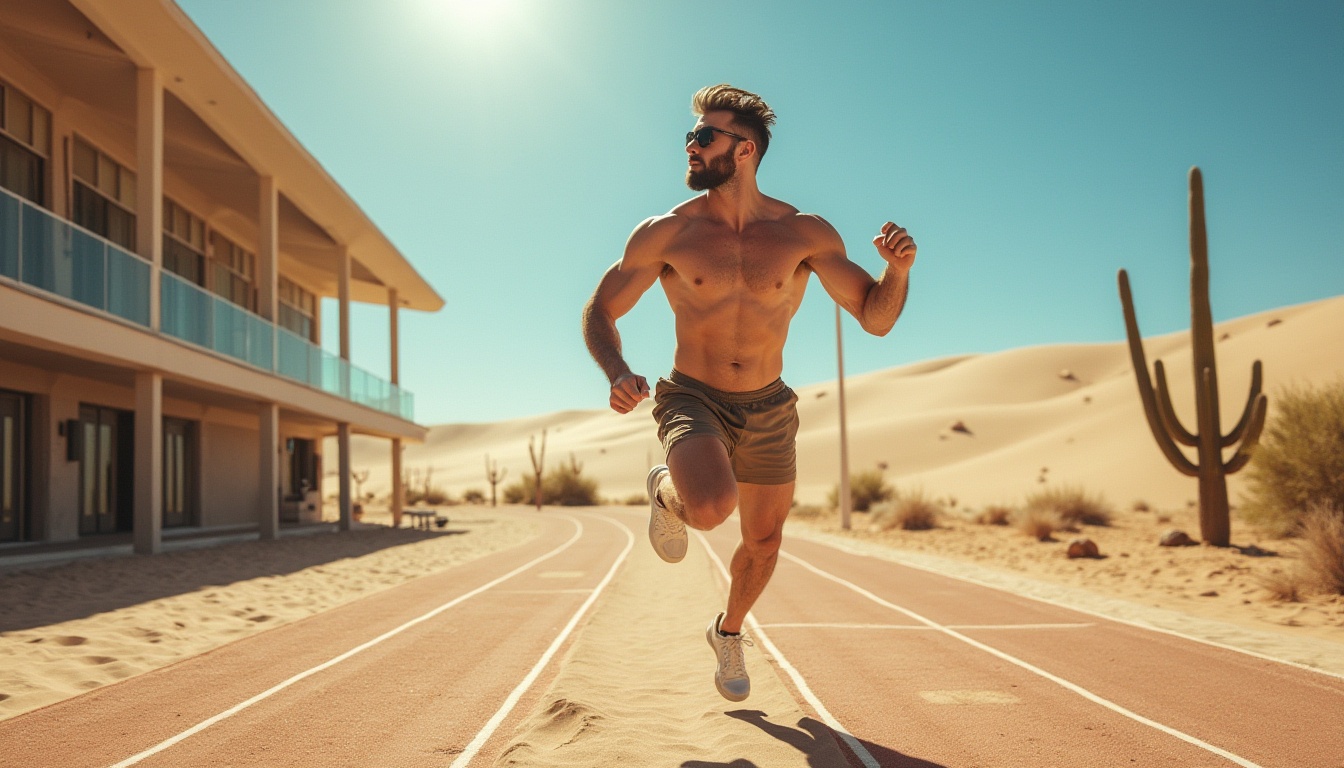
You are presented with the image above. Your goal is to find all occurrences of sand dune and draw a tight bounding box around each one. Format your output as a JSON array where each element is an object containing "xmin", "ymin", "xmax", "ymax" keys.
[{"xmin": 342, "ymin": 294, "xmax": 1344, "ymax": 512}]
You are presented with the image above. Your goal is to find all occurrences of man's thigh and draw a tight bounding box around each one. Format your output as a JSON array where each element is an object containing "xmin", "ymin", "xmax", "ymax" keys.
[
  {"xmin": 667, "ymin": 434, "xmax": 737, "ymax": 508},
  {"xmin": 737, "ymin": 481, "xmax": 794, "ymax": 543}
]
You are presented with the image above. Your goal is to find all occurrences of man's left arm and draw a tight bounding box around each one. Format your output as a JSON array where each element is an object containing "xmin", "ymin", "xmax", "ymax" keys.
[{"xmin": 805, "ymin": 217, "xmax": 917, "ymax": 337}]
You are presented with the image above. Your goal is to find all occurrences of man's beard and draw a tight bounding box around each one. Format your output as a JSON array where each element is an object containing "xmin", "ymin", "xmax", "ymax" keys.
[{"xmin": 685, "ymin": 149, "xmax": 738, "ymax": 191}]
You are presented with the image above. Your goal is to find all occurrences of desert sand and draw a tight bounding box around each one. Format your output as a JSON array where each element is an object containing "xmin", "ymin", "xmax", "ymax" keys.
[
  {"xmin": 0, "ymin": 509, "xmax": 538, "ymax": 720},
  {"xmin": 1, "ymin": 295, "xmax": 1340, "ymax": 737}
]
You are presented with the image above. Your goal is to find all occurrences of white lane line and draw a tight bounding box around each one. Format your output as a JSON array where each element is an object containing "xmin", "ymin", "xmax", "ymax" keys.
[
  {"xmin": 780, "ymin": 550, "xmax": 1266, "ymax": 768},
  {"xmin": 798, "ymin": 534, "xmax": 1344, "ymax": 682},
  {"xmin": 108, "ymin": 515, "xmax": 588, "ymax": 768},
  {"xmin": 758, "ymin": 622, "xmax": 1094, "ymax": 631},
  {"xmin": 450, "ymin": 514, "xmax": 635, "ymax": 768},
  {"xmin": 693, "ymin": 531, "xmax": 881, "ymax": 768}
]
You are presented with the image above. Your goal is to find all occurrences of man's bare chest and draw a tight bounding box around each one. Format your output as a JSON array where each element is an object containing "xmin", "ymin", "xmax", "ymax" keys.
[{"xmin": 661, "ymin": 227, "xmax": 812, "ymax": 296}]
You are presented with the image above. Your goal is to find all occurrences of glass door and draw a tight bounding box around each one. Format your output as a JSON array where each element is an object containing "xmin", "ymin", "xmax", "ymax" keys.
[
  {"xmin": 0, "ymin": 391, "xmax": 26, "ymax": 542},
  {"xmin": 78, "ymin": 405, "xmax": 129, "ymax": 535},
  {"xmin": 162, "ymin": 418, "xmax": 196, "ymax": 527}
]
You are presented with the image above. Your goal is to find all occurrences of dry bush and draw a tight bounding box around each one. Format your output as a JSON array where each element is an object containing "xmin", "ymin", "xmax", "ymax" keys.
[
  {"xmin": 1017, "ymin": 505, "xmax": 1056, "ymax": 541},
  {"xmin": 789, "ymin": 503, "xmax": 830, "ymax": 521},
  {"xmin": 623, "ymin": 493, "xmax": 649, "ymax": 506},
  {"xmin": 1258, "ymin": 568, "xmax": 1302, "ymax": 602},
  {"xmin": 1299, "ymin": 504, "xmax": 1344, "ymax": 595},
  {"xmin": 870, "ymin": 489, "xmax": 942, "ymax": 531},
  {"xmin": 461, "ymin": 488, "xmax": 486, "ymax": 505},
  {"xmin": 829, "ymin": 469, "xmax": 894, "ymax": 512},
  {"xmin": 975, "ymin": 505, "xmax": 1013, "ymax": 526},
  {"xmin": 1026, "ymin": 485, "xmax": 1113, "ymax": 527},
  {"xmin": 1241, "ymin": 380, "xmax": 1344, "ymax": 537}
]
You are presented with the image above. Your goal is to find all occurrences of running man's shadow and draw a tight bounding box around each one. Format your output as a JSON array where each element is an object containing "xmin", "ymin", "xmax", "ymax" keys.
[{"xmin": 677, "ymin": 709, "xmax": 948, "ymax": 768}]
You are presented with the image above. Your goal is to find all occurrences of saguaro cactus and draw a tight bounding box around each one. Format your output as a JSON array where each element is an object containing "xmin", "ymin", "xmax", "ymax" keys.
[
  {"xmin": 1117, "ymin": 167, "xmax": 1268, "ymax": 547},
  {"xmin": 484, "ymin": 454, "xmax": 507, "ymax": 508},
  {"xmin": 528, "ymin": 429, "xmax": 547, "ymax": 511}
]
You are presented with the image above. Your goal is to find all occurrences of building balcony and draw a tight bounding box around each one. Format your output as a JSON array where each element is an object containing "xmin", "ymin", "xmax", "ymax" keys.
[{"xmin": 0, "ymin": 186, "xmax": 414, "ymax": 422}]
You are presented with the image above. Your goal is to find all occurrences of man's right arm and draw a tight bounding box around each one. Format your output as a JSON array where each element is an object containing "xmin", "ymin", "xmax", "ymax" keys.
[{"xmin": 582, "ymin": 217, "xmax": 666, "ymax": 414}]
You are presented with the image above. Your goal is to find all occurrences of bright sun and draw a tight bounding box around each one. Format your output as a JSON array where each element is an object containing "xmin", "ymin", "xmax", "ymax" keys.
[{"xmin": 421, "ymin": 0, "xmax": 521, "ymax": 36}]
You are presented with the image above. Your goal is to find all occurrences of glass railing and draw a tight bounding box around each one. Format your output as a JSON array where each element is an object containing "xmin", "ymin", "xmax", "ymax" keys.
[
  {"xmin": 160, "ymin": 272, "xmax": 273, "ymax": 372},
  {"xmin": 1, "ymin": 185, "xmax": 414, "ymax": 421},
  {"xmin": 0, "ymin": 185, "xmax": 151, "ymax": 326}
]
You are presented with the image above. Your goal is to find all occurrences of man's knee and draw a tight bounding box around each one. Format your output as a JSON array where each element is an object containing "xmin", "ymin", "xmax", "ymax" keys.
[
  {"xmin": 681, "ymin": 490, "xmax": 737, "ymax": 531},
  {"xmin": 742, "ymin": 527, "xmax": 783, "ymax": 555}
]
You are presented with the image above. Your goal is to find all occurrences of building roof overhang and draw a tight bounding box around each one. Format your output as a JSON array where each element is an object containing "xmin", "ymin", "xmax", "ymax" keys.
[{"xmin": 67, "ymin": 0, "xmax": 444, "ymax": 312}]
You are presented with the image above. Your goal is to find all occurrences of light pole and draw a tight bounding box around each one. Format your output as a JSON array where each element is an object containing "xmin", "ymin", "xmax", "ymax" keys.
[{"xmin": 836, "ymin": 304, "xmax": 852, "ymax": 530}]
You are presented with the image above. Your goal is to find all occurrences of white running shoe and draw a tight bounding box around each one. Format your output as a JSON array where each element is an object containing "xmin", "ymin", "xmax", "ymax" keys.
[
  {"xmin": 646, "ymin": 464, "xmax": 687, "ymax": 563},
  {"xmin": 706, "ymin": 612, "xmax": 752, "ymax": 702}
]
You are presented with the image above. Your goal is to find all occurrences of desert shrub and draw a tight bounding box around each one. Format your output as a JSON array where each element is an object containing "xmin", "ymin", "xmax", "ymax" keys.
[
  {"xmin": 461, "ymin": 488, "xmax": 486, "ymax": 504},
  {"xmin": 828, "ymin": 469, "xmax": 894, "ymax": 512},
  {"xmin": 408, "ymin": 486, "xmax": 453, "ymax": 506},
  {"xmin": 623, "ymin": 493, "xmax": 649, "ymax": 506},
  {"xmin": 870, "ymin": 488, "xmax": 941, "ymax": 531},
  {"xmin": 1240, "ymin": 380, "xmax": 1344, "ymax": 537},
  {"xmin": 789, "ymin": 503, "xmax": 830, "ymax": 521},
  {"xmin": 975, "ymin": 505, "xmax": 1013, "ymax": 525},
  {"xmin": 501, "ymin": 464, "xmax": 600, "ymax": 507},
  {"xmin": 1026, "ymin": 485, "xmax": 1112, "ymax": 527},
  {"xmin": 502, "ymin": 479, "xmax": 529, "ymax": 504},
  {"xmin": 1299, "ymin": 504, "xmax": 1344, "ymax": 595},
  {"xmin": 1017, "ymin": 504, "xmax": 1056, "ymax": 541}
]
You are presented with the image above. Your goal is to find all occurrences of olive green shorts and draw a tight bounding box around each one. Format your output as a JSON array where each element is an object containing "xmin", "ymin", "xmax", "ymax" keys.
[{"xmin": 651, "ymin": 369, "xmax": 800, "ymax": 485}]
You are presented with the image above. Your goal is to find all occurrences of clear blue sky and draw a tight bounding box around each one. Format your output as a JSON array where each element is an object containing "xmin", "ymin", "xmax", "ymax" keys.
[{"xmin": 176, "ymin": 0, "xmax": 1343, "ymax": 426}]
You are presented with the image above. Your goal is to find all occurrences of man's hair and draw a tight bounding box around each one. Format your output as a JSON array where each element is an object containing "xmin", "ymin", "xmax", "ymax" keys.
[{"xmin": 691, "ymin": 84, "xmax": 776, "ymax": 163}]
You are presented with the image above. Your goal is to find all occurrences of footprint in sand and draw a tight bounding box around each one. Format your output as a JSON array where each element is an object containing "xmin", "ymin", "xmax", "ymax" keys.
[
  {"xmin": 81, "ymin": 656, "xmax": 117, "ymax": 666},
  {"xmin": 247, "ymin": 615, "xmax": 273, "ymax": 623}
]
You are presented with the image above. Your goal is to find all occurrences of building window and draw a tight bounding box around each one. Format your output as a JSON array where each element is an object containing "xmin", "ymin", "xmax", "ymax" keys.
[
  {"xmin": 209, "ymin": 231, "xmax": 256, "ymax": 311},
  {"xmin": 279, "ymin": 276, "xmax": 316, "ymax": 341},
  {"xmin": 71, "ymin": 136, "xmax": 136, "ymax": 251},
  {"xmin": 162, "ymin": 198, "xmax": 206, "ymax": 285},
  {"xmin": 0, "ymin": 81, "xmax": 51, "ymax": 205}
]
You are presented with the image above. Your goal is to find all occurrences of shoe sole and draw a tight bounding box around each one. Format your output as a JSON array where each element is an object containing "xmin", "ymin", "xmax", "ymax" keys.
[
  {"xmin": 646, "ymin": 465, "xmax": 686, "ymax": 563},
  {"xmin": 706, "ymin": 614, "xmax": 750, "ymax": 702}
]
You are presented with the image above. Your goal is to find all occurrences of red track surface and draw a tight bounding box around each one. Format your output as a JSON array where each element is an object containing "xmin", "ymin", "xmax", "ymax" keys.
[
  {"xmin": 2, "ymin": 507, "xmax": 1340, "ymax": 768},
  {"xmin": 697, "ymin": 520, "xmax": 1344, "ymax": 768}
]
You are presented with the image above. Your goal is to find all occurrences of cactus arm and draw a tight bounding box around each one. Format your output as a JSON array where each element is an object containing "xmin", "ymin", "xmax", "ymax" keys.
[
  {"xmin": 1222, "ymin": 360, "xmax": 1264, "ymax": 448},
  {"xmin": 1223, "ymin": 392, "xmax": 1268, "ymax": 474},
  {"xmin": 1154, "ymin": 359, "xmax": 1199, "ymax": 447},
  {"xmin": 1118, "ymin": 269, "xmax": 1200, "ymax": 477}
]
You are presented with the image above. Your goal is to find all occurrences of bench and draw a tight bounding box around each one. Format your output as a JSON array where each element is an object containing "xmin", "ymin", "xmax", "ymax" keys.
[{"xmin": 403, "ymin": 508, "xmax": 442, "ymax": 531}]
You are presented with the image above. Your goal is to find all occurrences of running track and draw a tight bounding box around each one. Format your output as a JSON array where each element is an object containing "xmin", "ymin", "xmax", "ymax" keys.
[{"xmin": 1, "ymin": 506, "xmax": 1340, "ymax": 767}]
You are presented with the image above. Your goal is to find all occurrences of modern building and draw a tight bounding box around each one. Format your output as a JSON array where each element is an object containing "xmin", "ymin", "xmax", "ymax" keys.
[{"xmin": 0, "ymin": 0, "xmax": 440, "ymax": 557}]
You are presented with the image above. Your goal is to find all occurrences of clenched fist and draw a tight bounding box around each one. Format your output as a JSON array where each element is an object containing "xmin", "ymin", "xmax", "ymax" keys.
[
  {"xmin": 610, "ymin": 372, "xmax": 650, "ymax": 414},
  {"xmin": 873, "ymin": 222, "xmax": 916, "ymax": 271}
]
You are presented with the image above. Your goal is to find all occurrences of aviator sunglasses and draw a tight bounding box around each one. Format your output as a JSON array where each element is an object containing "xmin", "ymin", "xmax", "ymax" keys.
[{"xmin": 686, "ymin": 126, "xmax": 749, "ymax": 148}]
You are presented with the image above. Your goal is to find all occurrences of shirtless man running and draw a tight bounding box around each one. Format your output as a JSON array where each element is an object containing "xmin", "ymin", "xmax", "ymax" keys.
[{"xmin": 582, "ymin": 84, "xmax": 917, "ymax": 702}]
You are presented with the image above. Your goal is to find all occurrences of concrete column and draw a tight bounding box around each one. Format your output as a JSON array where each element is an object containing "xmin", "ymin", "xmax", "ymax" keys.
[
  {"xmin": 388, "ymin": 287, "xmax": 403, "ymax": 527},
  {"xmin": 257, "ymin": 177, "xmax": 278, "ymax": 323},
  {"xmin": 258, "ymin": 403, "xmax": 280, "ymax": 540},
  {"xmin": 50, "ymin": 109, "xmax": 71, "ymax": 218},
  {"xmin": 133, "ymin": 371, "xmax": 163, "ymax": 555},
  {"xmin": 337, "ymin": 245, "xmax": 351, "ymax": 399},
  {"xmin": 135, "ymin": 67, "xmax": 164, "ymax": 331},
  {"xmin": 337, "ymin": 422, "xmax": 352, "ymax": 531},
  {"xmin": 338, "ymin": 245, "xmax": 351, "ymax": 360},
  {"xmin": 391, "ymin": 438, "xmax": 403, "ymax": 527},
  {"xmin": 388, "ymin": 288, "xmax": 400, "ymax": 387}
]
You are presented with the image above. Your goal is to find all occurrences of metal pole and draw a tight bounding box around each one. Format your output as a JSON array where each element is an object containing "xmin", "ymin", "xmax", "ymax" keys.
[{"xmin": 836, "ymin": 304, "xmax": 852, "ymax": 530}]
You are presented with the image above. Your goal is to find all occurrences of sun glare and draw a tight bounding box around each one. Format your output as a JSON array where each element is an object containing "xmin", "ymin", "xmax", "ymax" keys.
[{"xmin": 420, "ymin": 0, "xmax": 523, "ymax": 39}]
